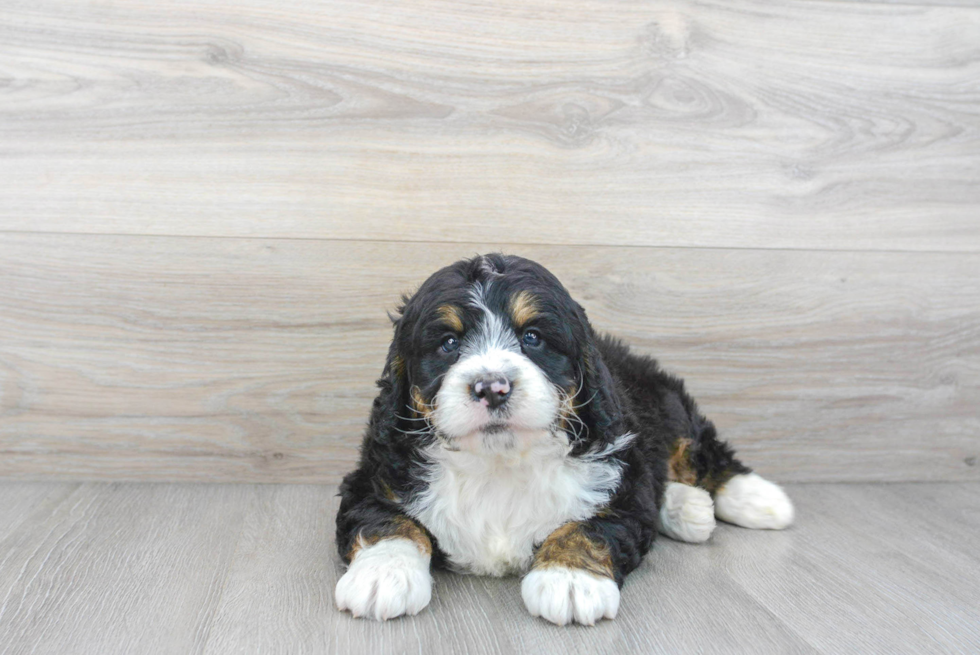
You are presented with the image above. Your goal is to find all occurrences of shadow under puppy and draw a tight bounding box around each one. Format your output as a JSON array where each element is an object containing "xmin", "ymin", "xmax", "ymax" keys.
[{"xmin": 335, "ymin": 254, "xmax": 793, "ymax": 625}]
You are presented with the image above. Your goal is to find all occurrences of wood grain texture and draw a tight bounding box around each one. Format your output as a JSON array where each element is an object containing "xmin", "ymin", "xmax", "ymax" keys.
[
  {"xmin": 1, "ymin": 482, "xmax": 979, "ymax": 654},
  {"xmin": 1, "ymin": 0, "xmax": 978, "ymax": 251},
  {"xmin": 1, "ymin": 233, "xmax": 977, "ymax": 483},
  {"xmin": 720, "ymin": 484, "xmax": 980, "ymax": 653},
  {"xmin": 0, "ymin": 483, "xmax": 253, "ymax": 655}
]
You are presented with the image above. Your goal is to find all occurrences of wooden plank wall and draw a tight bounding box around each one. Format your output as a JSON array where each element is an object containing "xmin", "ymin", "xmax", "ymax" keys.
[{"xmin": 1, "ymin": 0, "xmax": 977, "ymax": 483}]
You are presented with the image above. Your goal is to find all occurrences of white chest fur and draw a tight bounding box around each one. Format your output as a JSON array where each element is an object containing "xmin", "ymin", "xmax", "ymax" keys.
[{"xmin": 407, "ymin": 436, "xmax": 628, "ymax": 577}]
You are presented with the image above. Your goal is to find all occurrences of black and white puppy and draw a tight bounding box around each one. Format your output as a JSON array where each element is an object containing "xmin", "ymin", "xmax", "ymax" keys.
[{"xmin": 335, "ymin": 254, "xmax": 793, "ymax": 625}]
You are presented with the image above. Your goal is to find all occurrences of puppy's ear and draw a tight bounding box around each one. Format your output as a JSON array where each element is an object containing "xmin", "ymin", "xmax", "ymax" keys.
[
  {"xmin": 367, "ymin": 305, "xmax": 411, "ymax": 446},
  {"xmin": 572, "ymin": 304, "xmax": 627, "ymax": 450}
]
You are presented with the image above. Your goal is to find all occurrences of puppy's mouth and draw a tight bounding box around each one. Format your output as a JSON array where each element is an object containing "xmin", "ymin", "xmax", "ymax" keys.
[
  {"xmin": 433, "ymin": 420, "xmax": 515, "ymax": 446},
  {"xmin": 480, "ymin": 422, "xmax": 511, "ymax": 435}
]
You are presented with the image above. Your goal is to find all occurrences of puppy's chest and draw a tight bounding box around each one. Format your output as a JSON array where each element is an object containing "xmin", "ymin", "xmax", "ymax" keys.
[{"xmin": 407, "ymin": 448, "xmax": 619, "ymax": 577}]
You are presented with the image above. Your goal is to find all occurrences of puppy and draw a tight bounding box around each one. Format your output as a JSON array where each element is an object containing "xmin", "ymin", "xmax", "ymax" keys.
[{"xmin": 335, "ymin": 254, "xmax": 793, "ymax": 625}]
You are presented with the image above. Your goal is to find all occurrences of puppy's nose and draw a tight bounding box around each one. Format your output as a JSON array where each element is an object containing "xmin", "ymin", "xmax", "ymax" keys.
[{"xmin": 471, "ymin": 376, "xmax": 512, "ymax": 409}]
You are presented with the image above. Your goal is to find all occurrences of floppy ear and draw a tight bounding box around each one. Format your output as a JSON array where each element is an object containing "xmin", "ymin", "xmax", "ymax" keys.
[
  {"xmin": 571, "ymin": 306, "xmax": 628, "ymax": 451},
  {"xmin": 365, "ymin": 308, "xmax": 412, "ymax": 449}
]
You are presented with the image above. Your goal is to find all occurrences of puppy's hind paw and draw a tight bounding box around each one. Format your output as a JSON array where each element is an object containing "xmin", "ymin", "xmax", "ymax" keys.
[
  {"xmin": 714, "ymin": 473, "xmax": 794, "ymax": 530},
  {"xmin": 659, "ymin": 482, "xmax": 716, "ymax": 543}
]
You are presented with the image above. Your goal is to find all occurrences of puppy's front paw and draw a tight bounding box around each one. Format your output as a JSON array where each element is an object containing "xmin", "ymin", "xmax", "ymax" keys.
[
  {"xmin": 521, "ymin": 567, "xmax": 620, "ymax": 626},
  {"xmin": 714, "ymin": 473, "xmax": 794, "ymax": 530},
  {"xmin": 335, "ymin": 538, "xmax": 432, "ymax": 621}
]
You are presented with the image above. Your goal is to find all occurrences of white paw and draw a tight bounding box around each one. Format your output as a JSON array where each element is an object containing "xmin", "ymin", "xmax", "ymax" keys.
[
  {"xmin": 335, "ymin": 538, "xmax": 432, "ymax": 621},
  {"xmin": 521, "ymin": 566, "xmax": 620, "ymax": 626},
  {"xmin": 714, "ymin": 473, "xmax": 795, "ymax": 530},
  {"xmin": 659, "ymin": 482, "xmax": 716, "ymax": 543}
]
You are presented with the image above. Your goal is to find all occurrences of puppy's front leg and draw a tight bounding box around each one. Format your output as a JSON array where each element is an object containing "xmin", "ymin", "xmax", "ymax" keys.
[
  {"xmin": 335, "ymin": 489, "xmax": 433, "ymax": 621},
  {"xmin": 522, "ymin": 518, "xmax": 645, "ymax": 626}
]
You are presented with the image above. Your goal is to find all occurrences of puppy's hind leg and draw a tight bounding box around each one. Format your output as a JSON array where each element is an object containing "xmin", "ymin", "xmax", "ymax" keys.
[
  {"xmin": 713, "ymin": 473, "xmax": 794, "ymax": 530},
  {"xmin": 666, "ymin": 425, "xmax": 794, "ymax": 533}
]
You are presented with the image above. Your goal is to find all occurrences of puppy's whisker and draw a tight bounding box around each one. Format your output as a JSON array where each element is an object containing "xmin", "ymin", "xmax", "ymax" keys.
[
  {"xmin": 555, "ymin": 388, "xmax": 589, "ymax": 441},
  {"xmin": 407, "ymin": 394, "xmax": 438, "ymax": 411},
  {"xmin": 557, "ymin": 387, "xmax": 592, "ymax": 416},
  {"xmin": 395, "ymin": 426, "xmax": 431, "ymax": 435},
  {"xmin": 404, "ymin": 400, "xmax": 437, "ymax": 419},
  {"xmin": 568, "ymin": 390, "xmax": 599, "ymax": 412},
  {"xmin": 564, "ymin": 413, "xmax": 587, "ymax": 441},
  {"xmin": 395, "ymin": 412, "xmax": 430, "ymax": 423},
  {"xmin": 393, "ymin": 425, "xmax": 433, "ymax": 437},
  {"xmin": 412, "ymin": 394, "xmax": 438, "ymax": 408}
]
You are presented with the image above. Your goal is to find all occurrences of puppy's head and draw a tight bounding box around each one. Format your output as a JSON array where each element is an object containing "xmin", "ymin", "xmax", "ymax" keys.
[{"xmin": 377, "ymin": 254, "xmax": 623, "ymax": 455}]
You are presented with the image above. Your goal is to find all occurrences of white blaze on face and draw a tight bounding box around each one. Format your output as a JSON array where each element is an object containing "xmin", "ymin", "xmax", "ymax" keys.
[{"xmin": 430, "ymin": 285, "xmax": 559, "ymax": 453}]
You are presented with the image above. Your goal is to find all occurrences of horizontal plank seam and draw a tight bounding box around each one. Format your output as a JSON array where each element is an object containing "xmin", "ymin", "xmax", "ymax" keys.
[{"xmin": 1, "ymin": 229, "xmax": 978, "ymax": 256}]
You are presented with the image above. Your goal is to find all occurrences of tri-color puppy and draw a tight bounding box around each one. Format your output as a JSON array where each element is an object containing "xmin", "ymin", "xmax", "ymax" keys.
[{"xmin": 335, "ymin": 254, "xmax": 794, "ymax": 625}]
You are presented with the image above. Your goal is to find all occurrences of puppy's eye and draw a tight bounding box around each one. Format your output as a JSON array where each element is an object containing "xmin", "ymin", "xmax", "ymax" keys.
[
  {"xmin": 521, "ymin": 329, "xmax": 542, "ymax": 348},
  {"xmin": 441, "ymin": 335, "xmax": 460, "ymax": 353}
]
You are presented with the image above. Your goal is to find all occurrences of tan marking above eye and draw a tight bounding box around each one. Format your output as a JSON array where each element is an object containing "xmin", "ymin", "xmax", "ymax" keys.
[
  {"xmin": 436, "ymin": 304, "xmax": 464, "ymax": 333},
  {"xmin": 509, "ymin": 290, "xmax": 540, "ymax": 328}
]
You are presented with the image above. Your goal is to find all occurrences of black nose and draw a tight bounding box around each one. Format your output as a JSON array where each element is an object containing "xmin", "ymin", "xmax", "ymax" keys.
[{"xmin": 471, "ymin": 376, "xmax": 512, "ymax": 409}]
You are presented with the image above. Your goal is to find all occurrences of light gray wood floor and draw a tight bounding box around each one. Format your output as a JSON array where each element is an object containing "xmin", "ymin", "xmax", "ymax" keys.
[{"xmin": 0, "ymin": 481, "xmax": 977, "ymax": 655}]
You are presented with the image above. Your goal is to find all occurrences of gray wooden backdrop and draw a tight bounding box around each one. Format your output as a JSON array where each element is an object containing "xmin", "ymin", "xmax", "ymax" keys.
[{"xmin": 1, "ymin": 0, "xmax": 977, "ymax": 484}]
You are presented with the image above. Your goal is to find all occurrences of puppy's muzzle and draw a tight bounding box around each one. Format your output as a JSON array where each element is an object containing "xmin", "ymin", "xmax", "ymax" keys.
[{"xmin": 470, "ymin": 375, "xmax": 512, "ymax": 410}]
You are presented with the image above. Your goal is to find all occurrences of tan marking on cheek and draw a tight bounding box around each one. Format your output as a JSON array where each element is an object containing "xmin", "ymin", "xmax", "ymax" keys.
[
  {"xmin": 561, "ymin": 384, "xmax": 578, "ymax": 415},
  {"xmin": 557, "ymin": 384, "xmax": 584, "ymax": 438},
  {"xmin": 532, "ymin": 521, "xmax": 614, "ymax": 580},
  {"xmin": 668, "ymin": 437, "xmax": 698, "ymax": 486},
  {"xmin": 411, "ymin": 386, "xmax": 432, "ymax": 418},
  {"xmin": 509, "ymin": 290, "xmax": 540, "ymax": 328},
  {"xmin": 436, "ymin": 304, "xmax": 464, "ymax": 333},
  {"xmin": 347, "ymin": 516, "xmax": 433, "ymax": 561}
]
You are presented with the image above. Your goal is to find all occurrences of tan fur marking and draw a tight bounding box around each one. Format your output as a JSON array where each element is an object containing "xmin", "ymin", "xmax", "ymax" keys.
[
  {"xmin": 347, "ymin": 516, "xmax": 433, "ymax": 562},
  {"xmin": 668, "ymin": 438, "xmax": 698, "ymax": 486},
  {"xmin": 558, "ymin": 385, "xmax": 579, "ymax": 432},
  {"xmin": 436, "ymin": 304, "xmax": 464, "ymax": 333},
  {"xmin": 389, "ymin": 355, "xmax": 405, "ymax": 379},
  {"xmin": 509, "ymin": 290, "xmax": 540, "ymax": 328},
  {"xmin": 702, "ymin": 469, "xmax": 737, "ymax": 495},
  {"xmin": 532, "ymin": 522, "xmax": 614, "ymax": 580},
  {"xmin": 411, "ymin": 386, "xmax": 432, "ymax": 418},
  {"xmin": 379, "ymin": 480, "xmax": 399, "ymax": 503}
]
